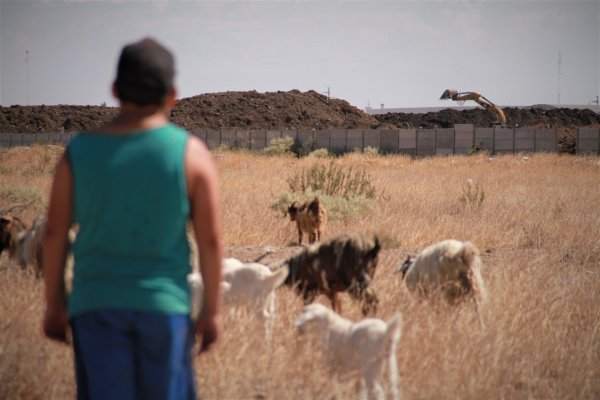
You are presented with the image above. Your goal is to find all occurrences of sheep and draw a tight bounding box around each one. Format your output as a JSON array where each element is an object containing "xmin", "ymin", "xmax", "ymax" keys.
[
  {"xmin": 395, "ymin": 239, "xmax": 488, "ymax": 325},
  {"xmin": 295, "ymin": 303, "xmax": 403, "ymax": 400},
  {"xmin": 283, "ymin": 233, "xmax": 381, "ymax": 316},
  {"xmin": 287, "ymin": 196, "xmax": 327, "ymax": 245}
]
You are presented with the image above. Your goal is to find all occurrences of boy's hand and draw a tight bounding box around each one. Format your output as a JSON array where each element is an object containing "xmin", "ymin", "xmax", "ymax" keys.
[
  {"xmin": 43, "ymin": 306, "xmax": 69, "ymax": 344},
  {"xmin": 195, "ymin": 313, "xmax": 222, "ymax": 354}
]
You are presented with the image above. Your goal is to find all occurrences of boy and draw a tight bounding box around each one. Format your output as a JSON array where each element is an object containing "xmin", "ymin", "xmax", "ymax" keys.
[{"xmin": 42, "ymin": 38, "xmax": 223, "ymax": 399}]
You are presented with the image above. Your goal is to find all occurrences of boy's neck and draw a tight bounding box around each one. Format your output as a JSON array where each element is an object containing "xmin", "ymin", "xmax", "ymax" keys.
[{"xmin": 100, "ymin": 102, "xmax": 171, "ymax": 134}]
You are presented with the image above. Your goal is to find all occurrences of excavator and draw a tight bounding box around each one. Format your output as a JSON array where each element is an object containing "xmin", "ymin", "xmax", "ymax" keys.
[{"xmin": 440, "ymin": 89, "xmax": 507, "ymax": 128}]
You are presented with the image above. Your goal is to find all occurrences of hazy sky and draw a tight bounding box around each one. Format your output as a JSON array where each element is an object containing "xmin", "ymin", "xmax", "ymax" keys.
[{"xmin": 1, "ymin": 0, "xmax": 598, "ymax": 109}]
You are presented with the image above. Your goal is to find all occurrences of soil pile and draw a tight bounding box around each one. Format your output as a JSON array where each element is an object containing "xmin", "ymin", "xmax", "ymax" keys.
[
  {"xmin": 375, "ymin": 107, "xmax": 600, "ymax": 129},
  {"xmin": 0, "ymin": 90, "xmax": 598, "ymax": 134}
]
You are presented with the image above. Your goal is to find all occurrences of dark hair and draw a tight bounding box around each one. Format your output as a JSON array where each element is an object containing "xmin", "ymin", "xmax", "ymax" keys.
[{"xmin": 114, "ymin": 38, "xmax": 175, "ymax": 106}]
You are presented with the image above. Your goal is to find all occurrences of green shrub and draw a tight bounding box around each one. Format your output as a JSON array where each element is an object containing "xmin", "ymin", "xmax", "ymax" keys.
[
  {"xmin": 287, "ymin": 161, "xmax": 378, "ymax": 199},
  {"xmin": 363, "ymin": 146, "xmax": 380, "ymax": 157},
  {"xmin": 271, "ymin": 161, "xmax": 382, "ymax": 221},
  {"xmin": 307, "ymin": 148, "xmax": 331, "ymax": 158},
  {"xmin": 264, "ymin": 137, "xmax": 294, "ymax": 156},
  {"xmin": 270, "ymin": 191, "xmax": 376, "ymax": 222},
  {"xmin": 0, "ymin": 186, "xmax": 45, "ymax": 210},
  {"xmin": 467, "ymin": 141, "xmax": 486, "ymax": 155}
]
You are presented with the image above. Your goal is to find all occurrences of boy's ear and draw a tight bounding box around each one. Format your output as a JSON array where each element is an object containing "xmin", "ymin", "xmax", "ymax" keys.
[
  {"xmin": 112, "ymin": 82, "xmax": 120, "ymax": 99},
  {"xmin": 165, "ymin": 88, "xmax": 177, "ymax": 108}
]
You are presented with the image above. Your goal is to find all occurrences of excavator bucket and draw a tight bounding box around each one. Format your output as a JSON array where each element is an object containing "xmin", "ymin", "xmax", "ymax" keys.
[{"xmin": 440, "ymin": 89, "xmax": 456, "ymax": 100}]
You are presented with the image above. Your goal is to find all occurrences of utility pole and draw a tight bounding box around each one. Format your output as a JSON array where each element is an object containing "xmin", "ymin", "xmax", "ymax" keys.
[
  {"xmin": 25, "ymin": 50, "xmax": 30, "ymax": 105},
  {"xmin": 557, "ymin": 51, "xmax": 561, "ymax": 105}
]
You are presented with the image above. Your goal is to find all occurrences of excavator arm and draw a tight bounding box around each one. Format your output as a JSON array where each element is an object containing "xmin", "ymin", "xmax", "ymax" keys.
[{"xmin": 440, "ymin": 89, "xmax": 507, "ymax": 127}]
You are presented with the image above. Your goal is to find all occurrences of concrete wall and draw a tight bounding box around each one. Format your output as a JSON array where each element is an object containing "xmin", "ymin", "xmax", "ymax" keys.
[{"xmin": 6, "ymin": 126, "xmax": 600, "ymax": 155}]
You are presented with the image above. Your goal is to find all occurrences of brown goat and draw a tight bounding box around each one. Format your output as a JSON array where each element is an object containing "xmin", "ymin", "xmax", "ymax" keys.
[
  {"xmin": 0, "ymin": 214, "xmax": 29, "ymax": 264},
  {"xmin": 283, "ymin": 233, "xmax": 381, "ymax": 316},
  {"xmin": 287, "ymin": 197, "xmax": 327, "ymax": 245},
  {"xmin": 0, "ymin": 213, "xmax": 75, "ymax": 279},
  {"xmin": 0, "ymin": 213, "xmax": 48, "ymax": 276}
]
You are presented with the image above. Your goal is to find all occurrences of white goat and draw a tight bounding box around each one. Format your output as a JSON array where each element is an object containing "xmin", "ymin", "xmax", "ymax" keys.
[
  {"xmin": 189, "ymin": 256, "xmax": 289, "ymax": 340},
  {"xmin": 395, "ymin": 239, "xmax": 488, "ymax": 325},
  {"xmin": 221, "ymin": 258, "xmax": 289, "ymax": 340},
  {"xmin": 295, "ymin": 303, "xmax": 403, "ymax": 400}
]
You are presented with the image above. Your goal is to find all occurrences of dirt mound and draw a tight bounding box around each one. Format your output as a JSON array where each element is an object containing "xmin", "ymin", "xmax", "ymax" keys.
[
  {"xmin": 0, "ymin": 90, "xmax": 379, "ymax": 134},
  {"xmin": 0, "ymin": 90, "xmax": 598, "ymax": 136},
  {"xmin": 373, "ymin": 107, "xmax": 600, "ymax": 129}
]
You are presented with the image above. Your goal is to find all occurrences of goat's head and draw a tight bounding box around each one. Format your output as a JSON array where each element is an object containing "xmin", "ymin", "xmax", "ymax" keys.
[
  {"xmin": 307, "ymin": 197, "xmax": 320, "ymax": 215},
  {"xmin": 361, "ymin": 234, "xmax": 381, "ymax": 278},
  {"xmin": 0, "ymin": 203, "xmax": 33, "ymax": 256},
  {"xmin": 295, "ymin": 303, "xmax": 332, "ymax": 335},
  {"xmin": 0, "ymin": 216, "xmax": 13, "ymax": 253},
  {"xmin": 394, "ymin": 254, "xmax": 414, "ymax": 278},
  {"xmin": 0, "ymin": 215, "xmax": 26, "ymax": 255},
  {"xmin": 286, "ymin": 201, "xmax": 299, "ymax": 221}
]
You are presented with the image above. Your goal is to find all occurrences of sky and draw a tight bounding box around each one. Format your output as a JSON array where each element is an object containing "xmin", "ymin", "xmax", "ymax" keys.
[{"xmin": 1, "ymin": 0, "xmax": 599, "ymax": 110}]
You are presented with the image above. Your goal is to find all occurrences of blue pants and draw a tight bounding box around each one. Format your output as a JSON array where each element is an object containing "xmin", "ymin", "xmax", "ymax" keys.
[{"xmin": 70, "ymin": 310, "xmax": 196, "ymax": 400}]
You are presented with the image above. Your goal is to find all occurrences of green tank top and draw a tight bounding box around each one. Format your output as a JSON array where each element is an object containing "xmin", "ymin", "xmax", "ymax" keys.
[{"xmin": 67, "ymin": 123, "xmax": 191, "ymax": 317}]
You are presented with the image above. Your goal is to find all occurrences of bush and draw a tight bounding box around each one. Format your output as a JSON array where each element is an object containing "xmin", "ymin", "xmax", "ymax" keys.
[
  {"xmin": 271, "ymin": 161, "xmax": 381, "ymax": 221},
  {"xmin": 467, "ymin": 141, "xmax": 486, "ymax": 155},
  {"xmin": 0, "ymin": 185, "xmax": 45, "ymax": 210},
  {"xmin": 363, "ymin": 146, "xmax": 380, "ymax": 157},
  {"xmin": 307, "ymin": 148, "xmax": 331, "ymax": 158},
  {"xmin": 287, "ymin": 161, "xmax": 378, "ymax": 199},
  {"xmin": 263, "ymin": 137, "xmax": 294, "ymax": 156},
  {"xmin": 270, "ymin": 190, "xmax": 376, "ymax": 222}
]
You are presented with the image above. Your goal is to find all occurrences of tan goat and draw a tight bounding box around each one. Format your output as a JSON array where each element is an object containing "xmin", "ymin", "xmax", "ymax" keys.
[
  {"xmin": 287, "ymin": 197, "xmax": 327, "ymax": 245},
  {"xmin": 395, "ymin": 239, "xmax": 488, "ymax": 325}
]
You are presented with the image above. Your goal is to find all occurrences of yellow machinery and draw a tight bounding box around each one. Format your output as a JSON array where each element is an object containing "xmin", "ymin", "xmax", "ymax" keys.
[{"xmin": 440, "ymin": 89, "xmax": 507, "ymax": 127}]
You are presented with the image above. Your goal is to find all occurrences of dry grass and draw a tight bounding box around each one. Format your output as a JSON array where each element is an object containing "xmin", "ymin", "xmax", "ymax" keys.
[{"xmin": 1, "ymin": 146, "xmax": 599, "ymax": 399}]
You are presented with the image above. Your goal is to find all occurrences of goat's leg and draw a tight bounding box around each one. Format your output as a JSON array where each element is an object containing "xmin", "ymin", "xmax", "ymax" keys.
[
  {"xmin": 328, "ymin": 292, "xmax": 342, "ymax": 314},
  {"xmin": 473, "ymin": 296, "xmax": 485, "ymax": 329},
  {"xmin": 357, "ymin": 378, "xmax": 368, "ymax": 400},
  {"xmin": 297, "ymin": 227, "xmax": 303, "ymax": 245},
  {"xmin": 388, "ymin": 348, "xmax": 401, "ymax": 400},
  {"xmin": 365, "ymin": 365, "xmax": 386, "ymax": 400},
  {"xmin": 303, "ymin": 290, "xmax": 318, "ymax": 305}
]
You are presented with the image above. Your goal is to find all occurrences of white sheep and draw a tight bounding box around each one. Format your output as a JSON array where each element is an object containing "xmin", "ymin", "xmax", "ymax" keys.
[
  {"xmin": 295, "ymin": 303, "xmax": 403, "ymax": 400},
  {"xmin": 395, "ymin": 239, "xmax": 488, "ymax": 325}
]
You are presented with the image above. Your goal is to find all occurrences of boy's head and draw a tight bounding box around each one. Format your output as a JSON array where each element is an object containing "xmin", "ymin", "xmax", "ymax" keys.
[{"xmin": 114, "ymin": 38, "xmax": 175, "ymax": 106}]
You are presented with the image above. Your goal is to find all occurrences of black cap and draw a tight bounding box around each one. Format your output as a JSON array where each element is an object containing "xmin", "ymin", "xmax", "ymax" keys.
[{"xmin": 114, "ymin": 38, "xmax": 175, "ymax": 106}]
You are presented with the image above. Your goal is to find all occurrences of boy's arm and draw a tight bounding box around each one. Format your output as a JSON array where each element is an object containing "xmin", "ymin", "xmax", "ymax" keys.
[
  {"xmin": 186, "ymin": 136, "xmax": 223, "ymax": 353},
  {"xmin": 42, "ymin": 152, "xmax": 74, "ymax": 343}
]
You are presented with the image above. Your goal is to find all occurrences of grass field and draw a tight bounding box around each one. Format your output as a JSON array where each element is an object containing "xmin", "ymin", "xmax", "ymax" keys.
[{"xmin": 1, "ymin": 145, "xmax": 599, "ymax": 399}]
